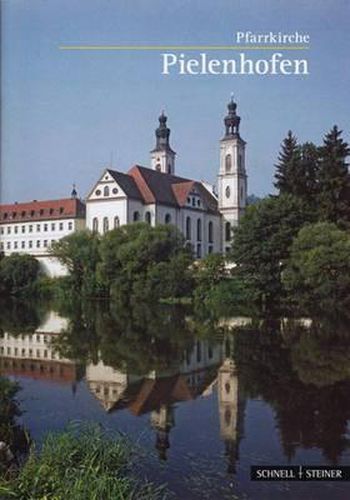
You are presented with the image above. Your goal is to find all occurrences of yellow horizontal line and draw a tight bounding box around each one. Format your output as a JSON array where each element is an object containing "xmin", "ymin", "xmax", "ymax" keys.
[{"xmin": 58, "ymin": 45, "xmax": 309, "ymax": 51}]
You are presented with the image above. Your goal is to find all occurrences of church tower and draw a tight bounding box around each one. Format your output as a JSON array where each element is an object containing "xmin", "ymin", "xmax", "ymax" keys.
[
  {"xmin": 218, "ymin": 97, "xmax": 247, "ymax": 253},
  {"xmin": 150, "ymin": 112, "xmax": 176, "ymax": 174}
]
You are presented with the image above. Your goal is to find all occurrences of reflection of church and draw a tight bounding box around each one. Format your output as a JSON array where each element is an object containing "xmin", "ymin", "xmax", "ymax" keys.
[{"xmin": 86, "ymin": 336, "xmax": 245, "ymax": 468}]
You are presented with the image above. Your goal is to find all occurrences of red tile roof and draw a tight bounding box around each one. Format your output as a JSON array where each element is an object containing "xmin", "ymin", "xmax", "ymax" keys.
[
  {"xmin": 0, "ymin": 198, "xmax": 86, "ymax": 223},
  {"xmin": 127, "ymin": 165, "xmax": 219, "ymax": 213}
]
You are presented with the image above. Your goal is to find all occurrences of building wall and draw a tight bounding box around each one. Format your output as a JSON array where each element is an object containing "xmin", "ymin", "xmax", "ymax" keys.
[
  {"xmin": 0, "ymin": 217, "xmax": 85, "ymax": 276},
  {"xmin": 86, "ymin": 198, "xmax": 128, "ymax": 233}
]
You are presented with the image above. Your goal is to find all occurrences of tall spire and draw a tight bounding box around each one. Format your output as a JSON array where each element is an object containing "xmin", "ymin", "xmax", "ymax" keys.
[
  {"xmin": 153, "ymin": 111, "xmax": 175, "ymax": 153},
  {"xmin": 223, "ymin": 95, "xmax": 241, "ymax": 138},
  {"xmin": 150, "ymin": 111, "xmax": 176, "ymax": 174}
]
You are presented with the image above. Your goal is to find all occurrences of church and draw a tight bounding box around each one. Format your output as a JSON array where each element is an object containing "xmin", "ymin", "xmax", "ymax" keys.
[
  {"xmin": 86, "ymin": 97, "xmax": 248, "ymax": 257},
  {"xmin": 0, "ymin": 98, "xmax": 248, "ymax": 276}
]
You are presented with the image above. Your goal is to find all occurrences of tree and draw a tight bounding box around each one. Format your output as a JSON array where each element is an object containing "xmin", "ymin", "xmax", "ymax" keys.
[
  {"xmin": 98, "ymin": 223, "xmax": 193, "ymax": 302},
  {"xmin": 317, "ymin": 126, "xmax": 350, "ymax": 227},
  {"xmin": 231, "ymin": 194, "xmax": 312, "ymax": 306},
  {"xmin": 298, "ymin": 142, "xmax": 320, "ymax": 207},
  {"xmin": 274, "ymin": 131, "xmax": 301, "ymax": 194},
  {"xmin": 283, "ymin": 222, "xmax": 350, "ymax": 311},
  {"xmin": 51, "ymin": 231, "xmax": 101, "ymax": 295},
  {"xmin": 0, "ymin": 254, "xmax": 40, "ymax": 296}
]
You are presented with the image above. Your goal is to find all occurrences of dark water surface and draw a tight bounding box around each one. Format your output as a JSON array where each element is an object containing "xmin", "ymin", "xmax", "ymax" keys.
[{"xmin": 1, "ymin": 300, "xmax": 350, "ymax": 499}]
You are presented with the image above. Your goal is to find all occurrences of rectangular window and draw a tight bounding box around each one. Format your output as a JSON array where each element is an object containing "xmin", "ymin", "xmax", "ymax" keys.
[
  {"xmin": 43, "ymin": 240, "xmax": 48, "ymax": 247},
  {"xmin": 44, "ymin": 224, "xmax": 48, "ymax": 232},
  {"xmin": 22, "ymin": 225, "xmax": 25, "ymax": 233},
  {"xmin": 7, "ymin": 227, "xmax": 11, "ymax": 234},
  {"xmin": 51, "ymin": 223, "xmax": 55, "ymax": 231},
  {"xmin": 29, "ymin": 225, "xmax": 33, "ymax": 232},
  {"xmin": 59, "ymin": 222, "xmax": 63, "ymax": 230},
  {"xmin": 68, "ymin": 222, "xmax": 73, "ymax": 230},
  {"xmin": 0, "ymin": 227, "xmax": 3, "ymax": 234},
  {"xmin": 7, "ymin": 242, "xmax": 11, "ymax": 249},
  {"xmin": 36, "ymin": 224, "xmax": 40, "ymax": 231},
  {"xmin": 21, "ymin": 241, "xmax": 25, "ymax": 249},
  {"xmin": 36, "ymin": 240, "xmax": 40, "ymax": 248},
  {"xmin": 14, "ymin": 241, "xmax": 18, "ymax": 249},
  {"xmin": 0, "ymin": 243, "xmax": 3, "ymax": 250},
  {"xmin": 14, "ymin": 226, "xmax": 18, "ymax": 233},
  {"xmin": 29, "ymin": 241, "xmax": 33, "ymax": 248}
]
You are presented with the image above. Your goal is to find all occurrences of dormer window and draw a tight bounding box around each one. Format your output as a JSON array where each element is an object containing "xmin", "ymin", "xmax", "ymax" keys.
[{"xmin": 59, "ymin": 207, "xmax": 64, "ymax": 214}]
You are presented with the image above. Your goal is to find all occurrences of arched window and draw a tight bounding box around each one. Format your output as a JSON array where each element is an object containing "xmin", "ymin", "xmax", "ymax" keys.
[
  {"xmin": 186, "ymin": 216, "xmax": 191, "ymax": 240},
  {"xmin": 155, "ymin": 163, "xmax": 161, "ymax": 172},
  {"xmin": 103, "ymin": 186, "xmax": 109, "ymax": 197},
  {"xmin": 225, "ymin": 222, "xmax": 231, "ymax": 242},
  {"xmin": 145, "ymin": 211, "xmax": 151, "ymax": 225},
  {"xmin": 103, "ymin": 217, "xmax": 109, "ymax": 233},
  {"xmin": 92, "ymin": 217, "xmax": 98, "ymax": 233},
  {"xmin": 165, "ymin": 213, "xmax": 171, "ymax": 224},
  {"xmin": 133, "ymin": 211, "xmax": 140, "ymax": 222},
  {"xmin": 197, "ymin": 218, "xmax": 202, "ymax": 241},
  {"xmin": 241, "ymin": 185, "xmax": 244, "ymax": 200},
  {"xmin": 225, "ymin": 154, "xmax": 232, "ymax": 173},
  {"xmin": 208, "ymin": 221, "xmax": 213, "ymax": 243},
  {"xmin": 114, "ymin": 216, "xmax": 120, "ymax": 229}
]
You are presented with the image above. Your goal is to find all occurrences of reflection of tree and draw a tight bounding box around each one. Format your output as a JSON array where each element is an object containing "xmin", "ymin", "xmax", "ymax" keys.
[
  {"xmin": 0, "ymin": 378, "xmax": 29, "ymax": 476},
  {"xmin": 53, "ymin": 300, "xmax": 194, "ymax": 376},
  {"xmin": 233, "ymin": 323, "xmax": 350, "ymax": 464},
  {"xmin": 0, "ymin": 298, "xmax": 47, "ymax": 336}
]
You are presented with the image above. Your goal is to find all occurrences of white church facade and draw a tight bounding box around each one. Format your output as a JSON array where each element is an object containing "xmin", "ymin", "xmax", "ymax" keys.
[
  {"xmin": 86, "ymin": 98, "xmax": 247, "ymax": 257},
  {"xmin": 0, "ymin": 98, "xmax": 247, "ymax": 275}
]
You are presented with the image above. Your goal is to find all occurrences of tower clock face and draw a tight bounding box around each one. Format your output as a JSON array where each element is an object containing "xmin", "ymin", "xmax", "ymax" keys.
[{"xmin": 225, "ymin": 186, "xmax": 231, "ymax": 198}]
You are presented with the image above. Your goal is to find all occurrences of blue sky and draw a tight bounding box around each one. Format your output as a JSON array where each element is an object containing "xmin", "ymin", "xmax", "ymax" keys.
[{"xmin": 2, "ymin": 0, "xmax": 350, "ymax": 203}]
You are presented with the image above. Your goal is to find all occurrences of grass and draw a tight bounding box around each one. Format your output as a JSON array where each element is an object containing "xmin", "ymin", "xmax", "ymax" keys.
[{"xmin": 0, "ymin": 422, "xmax": 166, "ymax": 500}]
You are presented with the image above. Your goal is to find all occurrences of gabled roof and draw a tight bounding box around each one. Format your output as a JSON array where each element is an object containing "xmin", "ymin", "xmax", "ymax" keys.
[
  {"xmin": 128, "ymin": 165, "xmax": 219, "ymax": 213},
  {"xmin": 0, "ymin": 198, "xmax": 86, "ymax": 224},
  {"xmin": 106, "ymin": 169, "xmax": 143, "ymax": 201}
]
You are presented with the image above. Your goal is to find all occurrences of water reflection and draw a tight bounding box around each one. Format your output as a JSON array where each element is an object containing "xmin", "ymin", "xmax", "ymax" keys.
[{"xmin": 1, "ymin": 300, "xmax": 350, "ymax": 494}]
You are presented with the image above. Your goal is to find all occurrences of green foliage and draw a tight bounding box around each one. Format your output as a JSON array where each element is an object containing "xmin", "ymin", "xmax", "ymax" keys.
[
  {"xmin": 98, "ymin": 223, "xmax": 193, "ymax": 302},
  {"xmin": 0, "ymin": 254, "xmax": 40, "ymax": 296},
  {"xmin": 0, "ymin": 423, "xmax": 163, "ymax": 499},
  {"xmin": 283, "ymin": 222, "xmax": 350, "ymax": 311},
  {"xmin": 317, "ymin": 126, "xmax": 350, "ymax": 228},
  {"xmin": 274, "ymin": 130, "xmax": 302, "ymax": 194},
  {"xmin": 0, "ymin": 377, "xmax": 29, "ymax": 477},
  {"xmin": 275, "ymin": 132, "xmax": 320, "ymax": 207},
  {"xmin": 231, "ymin": 194, "xmax": 312, "ymax": 306},
  {"xmin": 51, "ymin": 231, "xmax": 103, "ymax": 296}
]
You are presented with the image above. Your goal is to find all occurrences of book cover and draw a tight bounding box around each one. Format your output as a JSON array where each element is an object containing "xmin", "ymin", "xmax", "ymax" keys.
[{"xmin": 0, "ymin": 1, "xmax": 349, "ymax": 499}]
